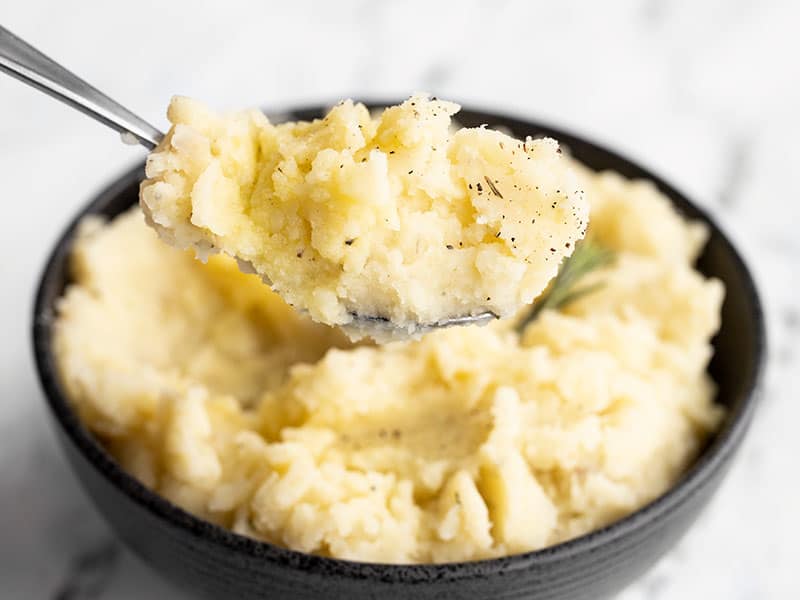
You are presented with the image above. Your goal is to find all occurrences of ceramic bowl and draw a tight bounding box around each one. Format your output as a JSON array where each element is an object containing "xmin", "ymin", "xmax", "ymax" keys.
[{"xmin": 32, "ymin": 103, "xmax": 765, "ymax": 600}]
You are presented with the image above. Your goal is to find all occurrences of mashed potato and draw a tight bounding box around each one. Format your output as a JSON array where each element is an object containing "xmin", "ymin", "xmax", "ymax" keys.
[
  {"xmin": 140, "ymin": 95, "xmax": 588, "ymax": 338},
  {"xmin": 54, "ymin": 158, "xmax": 724, "ymax": 564}
]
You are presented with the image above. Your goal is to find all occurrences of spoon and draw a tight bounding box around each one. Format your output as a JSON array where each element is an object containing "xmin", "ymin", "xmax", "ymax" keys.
[
  {"xmin": 0, "ymin": 25, "xmax": 162, "ymax": 149},
  {"xmin": 0, "ymin": 25, "xmax": 497, "ymax": 333}
]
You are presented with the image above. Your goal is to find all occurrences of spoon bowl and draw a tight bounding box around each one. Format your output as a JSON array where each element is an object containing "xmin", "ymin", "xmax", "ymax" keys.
[
  {"xmin": 344, "ymin": 310, "xmax": 499, "ymax": 341},
  {"xmin": 1, "ymin": 25, "xmax": 512, "ymax": 336}
]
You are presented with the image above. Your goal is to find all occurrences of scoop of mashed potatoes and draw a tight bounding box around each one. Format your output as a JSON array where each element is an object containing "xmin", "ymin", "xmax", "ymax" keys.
[
  {"xmin": 140, "ymin": 95, "xmax": 588, "ymax": 338},
  {"xmin": 55, "ymin": 160, "xmax": 723, "ymax": 563}
]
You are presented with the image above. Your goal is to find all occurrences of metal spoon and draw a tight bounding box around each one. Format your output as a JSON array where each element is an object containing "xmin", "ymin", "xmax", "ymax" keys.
[
  {"xmin": 0, "ymin": 24, "xmax": 162, "ymax": 148},
  {"xmin": 0, "ymin": 25, "xmax": 497, "ymax": 333},
  {"xmin": 343, "ymin": 311, "xmax": 498, "ymax": 342}
]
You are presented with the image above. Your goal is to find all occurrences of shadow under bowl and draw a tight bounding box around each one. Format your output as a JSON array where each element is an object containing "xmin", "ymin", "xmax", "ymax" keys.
[{"xmin": 32, "ymin": 103, "xmax": 765, "ymax": 600}]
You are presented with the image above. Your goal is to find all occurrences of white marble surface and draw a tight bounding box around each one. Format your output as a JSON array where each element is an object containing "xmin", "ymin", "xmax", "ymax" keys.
[{"xmin": 1, "ymin": 1, "xmax": 798, "ymax": 598}]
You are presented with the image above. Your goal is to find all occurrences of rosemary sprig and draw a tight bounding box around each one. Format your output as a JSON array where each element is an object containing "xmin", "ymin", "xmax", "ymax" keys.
[{"xmin": 515, "ymin": 239, "xmax": 615, "ymax": 334}]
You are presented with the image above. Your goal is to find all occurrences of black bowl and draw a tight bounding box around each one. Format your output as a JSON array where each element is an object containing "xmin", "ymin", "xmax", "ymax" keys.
[{"xmin": 32, "ymin": 103, "xmax": 765, "ymax": 600}]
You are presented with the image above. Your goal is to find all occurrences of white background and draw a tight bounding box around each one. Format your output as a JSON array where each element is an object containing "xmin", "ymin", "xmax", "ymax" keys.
[{"xmin": 1, "ymin": 1, "xmax": 798, "ymax": 598}]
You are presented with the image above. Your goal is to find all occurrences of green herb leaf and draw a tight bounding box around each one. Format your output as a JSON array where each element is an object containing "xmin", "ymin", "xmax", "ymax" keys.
[{"xmin": 515, "ymin": 239, "xmax": 615, "ymax": 334}]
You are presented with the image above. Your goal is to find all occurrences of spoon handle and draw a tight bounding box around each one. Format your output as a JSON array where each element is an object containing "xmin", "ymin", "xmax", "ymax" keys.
[{"xmin": 0, "ymin": 25, "xmax": 163, "ymax": 149}]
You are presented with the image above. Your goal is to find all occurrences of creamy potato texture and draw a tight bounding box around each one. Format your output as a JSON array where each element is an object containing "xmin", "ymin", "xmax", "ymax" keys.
[
  {"xmin": 55, "ymin": 160, "xmax": 724, "ymax": 564},
  {"xmin": 140, "ymin": 95, "xmax": 588, "ymax": 338}
]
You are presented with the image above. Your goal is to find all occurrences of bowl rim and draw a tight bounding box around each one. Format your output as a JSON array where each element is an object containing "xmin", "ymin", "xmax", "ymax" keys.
[{"xmin": 31, "ymin": 100, "xmax": 766, "ymax": 583}]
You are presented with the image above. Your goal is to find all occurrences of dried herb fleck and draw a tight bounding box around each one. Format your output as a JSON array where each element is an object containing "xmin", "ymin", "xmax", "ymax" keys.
[{"xmin": 484, "ymin": 176, "xmax": 503, "ymax": 198}]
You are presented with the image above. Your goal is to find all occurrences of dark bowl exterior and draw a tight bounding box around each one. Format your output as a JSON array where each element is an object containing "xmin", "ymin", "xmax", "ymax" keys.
[{"xmin": 32, "ymin": 104, "xmax": 765, "ymax": 600}]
